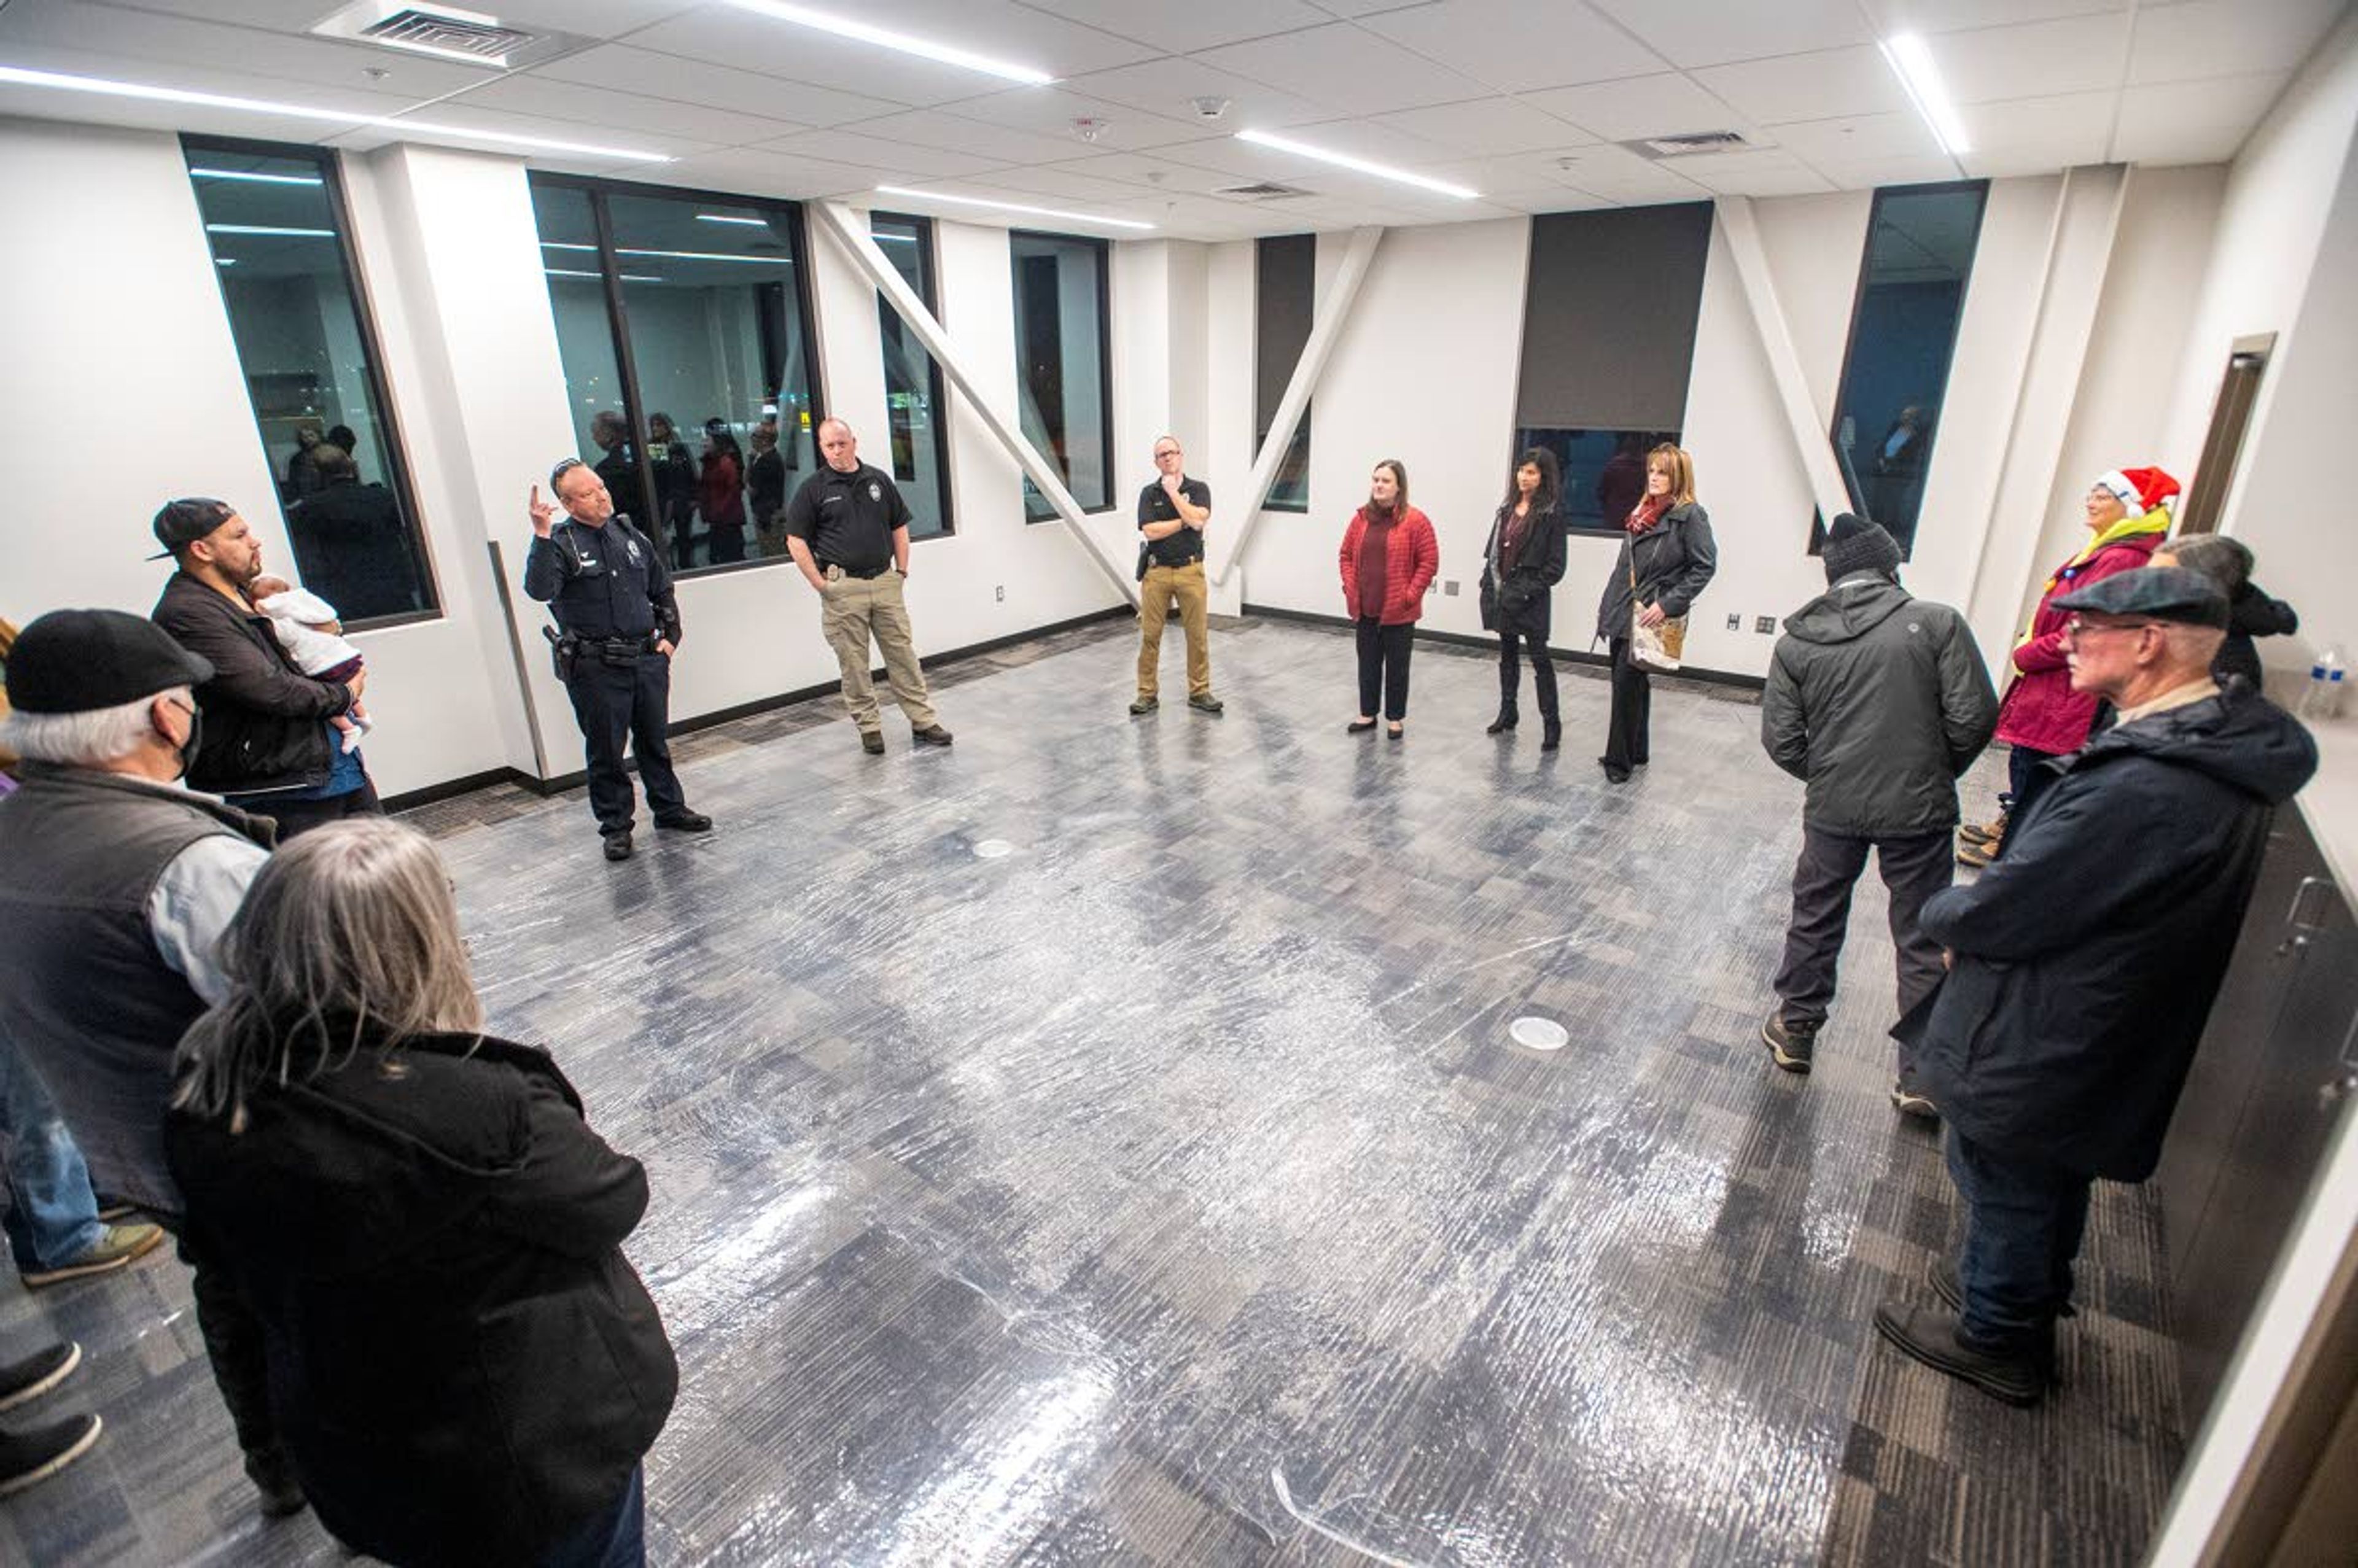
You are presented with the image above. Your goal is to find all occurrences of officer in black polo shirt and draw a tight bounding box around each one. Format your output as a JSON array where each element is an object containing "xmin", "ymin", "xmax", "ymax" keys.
[
  {"xmin": 782, "ymin": 417, "xmax": 952, "ymax": 755},
  {"xmin": 524, "ymin": 459, "xmax": 712, "ymax": 860},
  {"xmin": 1130, "ymin": 435, "xmax": 1222, "ymax": 716}
]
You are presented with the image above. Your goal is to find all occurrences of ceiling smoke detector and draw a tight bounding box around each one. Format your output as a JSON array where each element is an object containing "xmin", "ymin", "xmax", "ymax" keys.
[
  {"xmin": 1625, "ymin": 130, "xmax": 1751, "ymax": 160},
  {"xmin": 1070, "ymin": 117, "xmax": 1107, "ymax": 143},
  {"xmin": 1190, "ymin": 95, "xmax": 1231, "ymax": 122}
]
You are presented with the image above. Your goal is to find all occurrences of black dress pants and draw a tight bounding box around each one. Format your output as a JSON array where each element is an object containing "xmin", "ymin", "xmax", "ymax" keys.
[
  {"xmin": 1497, "ymin": 631, "xmax": 1558, "ymax": 719},
  {"xmin": 564, "ymin": 650, "xmax": 687, "ymax": 836},
  {"xmin": 1603, "ymin": 636, "xmax": 1652, "ymax": 769},
  {"xmin": 245, "ymin": 777, "xmax": 384, "ymax": 842},
  {"xmin": 1355, "ymin": 618, "xmax": 1413, "ymax": 722}
]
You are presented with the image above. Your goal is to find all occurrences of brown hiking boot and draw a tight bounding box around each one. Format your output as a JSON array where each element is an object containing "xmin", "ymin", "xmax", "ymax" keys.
[{"xmin": 1957, "ymin": 811, "xmax": 2007, "ymax": 847}]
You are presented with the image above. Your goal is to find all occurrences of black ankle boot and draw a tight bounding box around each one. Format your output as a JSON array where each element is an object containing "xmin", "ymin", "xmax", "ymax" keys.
[
  {"xmin": 1541, "ymin": 716, "xmax": 1561, "ymax": 751},
  {"xmin": 1486, "ymin": 704, "xmax": 1519, "ymax": 735}
]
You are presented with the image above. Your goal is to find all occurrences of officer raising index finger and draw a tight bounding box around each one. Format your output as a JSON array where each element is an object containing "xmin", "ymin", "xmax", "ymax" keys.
[{"xmin": 529, "ymin": 483, "xmax": 557, "ymax": 538}]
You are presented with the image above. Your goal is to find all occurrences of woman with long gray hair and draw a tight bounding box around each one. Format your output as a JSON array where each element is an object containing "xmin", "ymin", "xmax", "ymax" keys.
[{"xmin": 165, "ymin": 819, "xmax": 675, "ymax": 1568}]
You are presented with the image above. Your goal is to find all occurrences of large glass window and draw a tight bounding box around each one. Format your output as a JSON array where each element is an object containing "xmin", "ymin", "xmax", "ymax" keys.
[
  {"xmin": 1256, "ymin": 234, "xmax": 1314, "ymax": 512},
  {"xmin": 1513, "ymin": 427, "xmax": 1683, "ymax": 530},
  {"xmin": 185, "ymin": 138, "xmax": 436, "ymax": 625},
  {"xmin": 873, "ymin": 212, "xmax": 952, "ymax": 539},
  {"xmin": 1822, "ymin": 182, "xmax": 1988, "ymax": 555},
  {"xmin": 531, "ymin": 175, "xmax": 824, "ymax": 574},
  {"xmin": 1010, "ymin": 231, "xmax": 1112, "ymax": 522}
]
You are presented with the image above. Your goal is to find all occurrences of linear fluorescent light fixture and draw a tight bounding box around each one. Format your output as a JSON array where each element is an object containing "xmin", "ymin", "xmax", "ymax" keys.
[
  {"xmin": 696, "ymin": 213, "xmax": 768, "ymax": 226},
  {"xmin": 1880, "ymin": 33, "xmax": 1971, "ymax": 157},
  {"xmin": 206, "ymin": 223, "xmax": 337, "ymax": 237},
  {"xmin": 875, "ymin": 185, "xmax": 1153, "ymax": 231},
  {"xmin": 190, "ymin": 166, "xmax": 322, "ymax": 185},
  {"xmin": 0, "ymin": 64, "xmax": 672, "ymax": 161},
  {"xmin": 1234, "ymin": 129, "xmax": 1479, "ymax": 199},
  {"xmin": 722, "ymin": 1, "xmax": 1054, "ymax": 85}
]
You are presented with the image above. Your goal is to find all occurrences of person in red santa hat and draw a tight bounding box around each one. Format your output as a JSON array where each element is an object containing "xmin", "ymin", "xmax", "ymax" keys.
[{"xmin": 1958, "ymin": 465, "xmax": 2179, "ymax": 866}]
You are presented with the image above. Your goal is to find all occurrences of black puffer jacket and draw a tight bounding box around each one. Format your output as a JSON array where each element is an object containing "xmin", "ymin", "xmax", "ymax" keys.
[
  {"xmin": 1479, "ymin": 503, "xmax": 1568, "ymax": 640},
  {"xmin": 1762, "ymin": 576, "xmax": 1998, "ymax": 834},
  {"xmin": 152, "ymin": 573, "xmax": 352, "ymax": 796},
  {"xmin": 1595, "ymin": 502, "xmax": 1716, "ymax": 642},
  {"xmin": 166, "ymin": 1029, "xmax": 677, "ymax": 1567},
  {"xmin": 1902, "ymin": 686, "xmax": 2317, "ymax": 1180}
]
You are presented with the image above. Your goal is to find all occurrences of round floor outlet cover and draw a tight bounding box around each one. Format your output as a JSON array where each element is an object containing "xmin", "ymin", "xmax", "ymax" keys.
[
  {"xmin": 973, "ymin": 839, "xmax": 1017, "ymax": 860},
  {"xmin": 1509, "ymin": 1016, "xmax": 1570, "ymax": 1052}
]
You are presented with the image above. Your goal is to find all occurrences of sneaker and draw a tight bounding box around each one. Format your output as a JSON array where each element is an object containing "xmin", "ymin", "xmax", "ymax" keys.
[
  {"xmin": 0, "ymin": 1413, "xmax": 103, "ymax": 1498},
  {"xmin": 1188, "ymin": 693, "xmax": 1224, "ymax": 715},
  {"xmin": 860, "ymin": 730, "xmax": 885, "ymax": 755},
  {"xmin": 1872, "ymin": 1301, "xmax": 2045, "ymax": 1407},
  {"xmin": 0, "ymin": 1343, "xmax": 80, "ymax": 1413},
  {"xmin": 1891, "ymin": 1083, "xmax": 1940, "ymax": 1119},
  {"xmin": 602, "ymin": 831, "xmax": 634, "ymax": 862},
  {"xmin": 1129, "ymin": 696, "xmax": 1159, "ymax": 716},
  {"xmin": 912, "ymin": 724, "xmax": 954, "ymax": 747},
  {"xmin": 21, "ymin": 1224, "xmax": 166, "ymax": 1288},
  {"xmin": 654, "ymin": 811, "xmax": 712, "ymax": 833},
  {"xmin": 1761, "ymin": 1011, "xmax": 1816, "ymax": 1074}
]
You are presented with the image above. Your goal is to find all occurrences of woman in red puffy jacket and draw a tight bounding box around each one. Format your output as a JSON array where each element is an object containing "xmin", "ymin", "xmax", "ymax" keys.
[
  {"xmin": 1338, "ymin": 459, "xmax": 1439, "ymax": 739},
  {"xmin": 1964, "ymin": 465, "xmax": 2176, "ymax": 864}
]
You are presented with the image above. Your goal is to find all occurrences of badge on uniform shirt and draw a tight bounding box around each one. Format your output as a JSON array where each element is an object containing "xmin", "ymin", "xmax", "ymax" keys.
[
  {"xmin": 625, "ymin": 537, "xmax": 642, "ymax": 565},
  {"xmin": 868, "ymin": 482, "xmax": 881, "ymax": 502}
]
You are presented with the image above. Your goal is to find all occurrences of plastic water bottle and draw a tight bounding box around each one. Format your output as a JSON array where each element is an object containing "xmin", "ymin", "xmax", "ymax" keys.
[{"xmin": 2300, "ymin": 644, "xmax": 2347, "ymax": 721}]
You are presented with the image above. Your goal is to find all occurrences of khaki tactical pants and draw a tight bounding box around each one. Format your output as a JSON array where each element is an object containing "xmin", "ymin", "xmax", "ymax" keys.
[
  {"xmin": 1137, "ymin": 558, "xmax": 1212, "ymax": 699},
  {"xmin": 820, "ymin": 567, "xmax": 938, "ymax": 732}
]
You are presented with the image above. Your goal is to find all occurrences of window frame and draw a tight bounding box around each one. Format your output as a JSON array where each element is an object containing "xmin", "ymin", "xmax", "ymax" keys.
[
  {"xmin": 1254, "ymin": 233, "xmax": 1316, "ymax": 515},
  {"xmin": 184, "ymin": 133, "xmax": 443, "ymax": 631},
  {"xmin": 527, "ymin": 169, "xmax": 829, "ymax": 581},
  {"xmin": 1009, "ymin": 228, "xmax": 1116, "ymax": 524},
  {"xmin": 1815, "ymin": 178, "xmax": 1990, "ymax": 559},
  {"xmin": 871, "ymin": 210, "xmax": 955, "ymax": 540}
]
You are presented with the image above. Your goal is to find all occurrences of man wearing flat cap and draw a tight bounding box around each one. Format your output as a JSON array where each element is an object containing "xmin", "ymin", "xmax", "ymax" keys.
[
  {"xmin": 149, "ymin": 498, "xmax": 380, "ymax": 839},
  {"xmin": 1873, "ymin": 566, "xmax": 2317, "ymax": 1407},
  {"xmin": 0, "ymin": 610, "xmax": 302, "ymax": 1515}
]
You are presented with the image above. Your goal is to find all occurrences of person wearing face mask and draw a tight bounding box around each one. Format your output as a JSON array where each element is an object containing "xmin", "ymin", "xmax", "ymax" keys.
[{"xmin": 0, "ymin": 610, "xmax": 300, "ymax": 1521}]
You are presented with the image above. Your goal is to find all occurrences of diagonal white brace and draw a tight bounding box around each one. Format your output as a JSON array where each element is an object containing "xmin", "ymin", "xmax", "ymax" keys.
[
  {"xmin": 1212, "ymin": 225, "xmax": 1386, "ymax": 588},
  {"xmin": 809, "ymin": 200, "xmax": 1138, "ymax": 607},
  {"xmin": 1714, "ymin": 197, "xmax": 1854, "ymax": 526}
]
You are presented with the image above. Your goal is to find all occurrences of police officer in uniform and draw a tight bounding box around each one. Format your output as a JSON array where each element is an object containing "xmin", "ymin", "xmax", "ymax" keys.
[
  {"xmin": 783, "ymin": 419, "xmax": 953, "ymax": 755},
  {"xmin": 1130, "ymin": 435, "xmax": 1221, "ymax": 716},
  {"xmin": 524, "ymin": 460, "xmax": 712, "ymax": 860}
]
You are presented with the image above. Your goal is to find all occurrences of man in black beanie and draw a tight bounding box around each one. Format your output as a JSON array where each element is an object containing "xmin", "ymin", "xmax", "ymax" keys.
[
  {"xmin": 1757, "ymin": 514, "xmax": 1998, "ymax": 1111},
  {"xmin": 0, "ymin": 610, "xmax": 303, "ymax": 1519}
]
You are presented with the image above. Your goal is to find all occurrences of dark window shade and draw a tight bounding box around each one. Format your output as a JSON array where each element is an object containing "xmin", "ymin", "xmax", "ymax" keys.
[
  {"xmin": 1516, "ymin": 203, "xmax": 1713, "ymax": 432},
  {"xmin": 1255, "ymin": 233, "xmax": 1315, "ymax": 434}
]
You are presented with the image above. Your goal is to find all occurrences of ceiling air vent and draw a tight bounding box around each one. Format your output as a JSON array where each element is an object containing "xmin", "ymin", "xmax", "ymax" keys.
[
  {"xmin": 1627, "ymin": 130, "xmax": 1751, "ymax": 159},
  {"xmin": 361, "ymin": 8, "xmax": 536, "ymax": 63},
  {"xmin": 1217, "ymin": 182, "xmax": 1313, "ymax": 200}
]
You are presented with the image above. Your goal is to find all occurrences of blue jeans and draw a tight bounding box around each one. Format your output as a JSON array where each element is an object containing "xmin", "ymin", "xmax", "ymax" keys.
[
  {"xmin": 541, "ymin": 1467, "xmax": 646, "ymax": 1568},
  {"xmin": 1945, "ymin": 1128, "xmax": 2090, "ymax": 1353},
  {"xmin": 0, "ymin": 1038, "xmax": 107, "ymax": 1272}
]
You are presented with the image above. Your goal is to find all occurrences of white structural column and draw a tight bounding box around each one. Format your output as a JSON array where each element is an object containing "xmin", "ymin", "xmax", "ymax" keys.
[
  {"xmin": 1714, "ymin": 196, "xmax": 1852, "ymax": 527},
  {"xmin": 1211, "ymin": 225, "xmax": 1385, "ymax": 588},
  {"xmin": 810, "ymin": 201, "xmax": 1137, "ymax": 607}
]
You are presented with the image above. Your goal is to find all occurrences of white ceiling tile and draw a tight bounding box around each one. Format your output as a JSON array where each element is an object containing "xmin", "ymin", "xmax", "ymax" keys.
[
  {"xmin": 1259, "ymin": 117, "xmax": 1461, "ymax": 168},
  {"xmin": 927, "ymin": 85, "xmax": 1218, "ymax": 151},
  {"xmin": 1932, "ymin": 12, "xmax": 2132, "ymax": 103},
  {"xmin": 1768, "ymin": 110, "xmax": 1947, "ymax": 161},
  {"xmin": 2128, "ymin": 0, "xmax": 2348, "ymax": 85},
  {"xmin": 1418, "ymin": 153, "xmax": 1597, "ymax": 198},
  {"xmin": 372, "ymin": 101, "xmax": 723, "ymax": 160},
  {"xmin": 653, "ymin": 146, "xmax": 897, "ymax": 200},
  {"xmin": 1670, "ymin": 149, "xmax": 1837, "ymax": 196},
  {"xmin": 1520, "ymin": 72, "xmax": 1751, "ymax": 143},
  {"xmin": 840, "ymin": 108, "xmax": 1092, "ymax": 164},
  {"xmin": 616, "ymin": 7, "xmax": 1040, "ymax": 108},
  {"xmin": 959, "ymin": 162, "xmax": 1180, "ymax": 203},
  {"xmin": 0, "ymin": 36, "xmax": 428, "ymax": 118},
  {"xmin": 529, "ymin": 44, "xmax": 908, "ymax": 126},
  {"xmin": 1956, "ymin": 91, "xmax": 2113, "ymax": 170},
  {"xmin": 1485, "ymin": 188, "xmax": 1621, "ymax": 213},
  {"xmin": 2111, "ymin": 69, "xmax": 2288, "ymax": 163},
  {"xmin": 871, "ymin": 177, "xmax": 1165, "ymax": 227},
  {"xmin": 1586, "ymin": 0, "xmax": 1877, "ymax": 68},
  {"xmin": 0, "ymin": 72, "xmax": 389, "ymax": 146},
  {"xmin": 664, "ymin": 0, "xmax": 1157, "ymax": 82},
  {"xmin": 1192, "ymin": 23, "xmax": 1497, "ymax": 113},
  {"xmin": 1145, "ymin": 131, "xmax": 1351, "ymax": 181},
  {"xmin": 1370, "ymin": 96, "xmax": 1603, "ymax": 155},
  {"xmin": 1014, "ymin": 0, "xmax": 1335, "ymax": 53},
  {"xmin": 1871, "ymin": 0, "xmax": 2129, "ymax": 31},
  {"xmin": 1808, "ymin": 152, "xmax": 1972, "ymax": 188},
  {"xmin": 478, "ymin": 1, "xmax": 705, "ymax": 36},
  {"xmin": 0, "ymin": 0, "xmax": 496, "ymax": 96},
  {"xmin": 1060, "ymin": 56, "xmax": 1336, "ymax": 132},
  {"xmin": 1045, "ymin": 152, "xmax": 1263, "ymax": 195},
  {"xmin": 753, "ymin": 127, "xmax": 1008, "ymax": 177},
  {"xmin": 1693, "ymin": 46, "xmax": 1915, "ymax": 124},
  {"xmin": 451, "ymin": 72, "xmax": 806, "ymax": 146},
  {"xmin": 1540, "ymin": 141, "xmax": 1714, "ymax": 201},
  {"xmin": 1356, "ymin": 0, "xmax": 1672, "ymax": 94}
]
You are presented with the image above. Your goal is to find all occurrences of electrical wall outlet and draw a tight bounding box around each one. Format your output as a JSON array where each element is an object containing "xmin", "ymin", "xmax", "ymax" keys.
[
  {"xmin": 1726, "ymin": 613, "xmax": 1741, "ymax": 631},
  {"xmin": 1755, "ymin": 615, "xmax": 1776, "ymax": 634},
  {"xmin": 995, "ymin": 584, "xmax": 1005, "ymax": 602},
  {"xmin": 1442, "ymin": 580, "xmax": 1458, "ymax": 596}
]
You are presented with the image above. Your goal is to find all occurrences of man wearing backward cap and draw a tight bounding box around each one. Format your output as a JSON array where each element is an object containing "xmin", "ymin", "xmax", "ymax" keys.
[{"xmin": 1874, "ymin": 566, "xmax": 2317, "ymax": 1407}]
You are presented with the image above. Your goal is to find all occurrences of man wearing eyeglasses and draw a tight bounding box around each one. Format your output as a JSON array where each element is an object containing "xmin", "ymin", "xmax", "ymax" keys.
[
  {"xmin": 1874, "ymin": 566, "xmax": 2317, "ymax": 1407},
  {"xmin": 1130, "ymin": 437, "xmax": 1221, "ymax": 716},
  {"xmin": 525, "ymin": 460, "xmax": 712, "ymax": 861}
]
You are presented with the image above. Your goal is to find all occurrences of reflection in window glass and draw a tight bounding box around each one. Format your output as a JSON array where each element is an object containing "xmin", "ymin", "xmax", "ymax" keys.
[
  {"xmin": 1824, "ymin": 182, "xmax": 1988, "ymax": 554},
  {"xmin": 1010, "ymin": 231, "xmax": 1111, "ymax": 522},
  {"xmin": 1514, "ymin": 428, "xmax": 1681, "ymax": 530},
  {"xmin": 185, "ymin": 140, "xmax": 435, "ymax": 624},
  {"xmin": 529, "ymin": 177, "xmax": 824, "ymax": 575},
  {"xmin": 873, "ymin": 213, "xmax": 952, "ymax": 539},
  {"xmin": 1256, "ymin": 234, "xmax": 1314, "ymax": 512}
]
